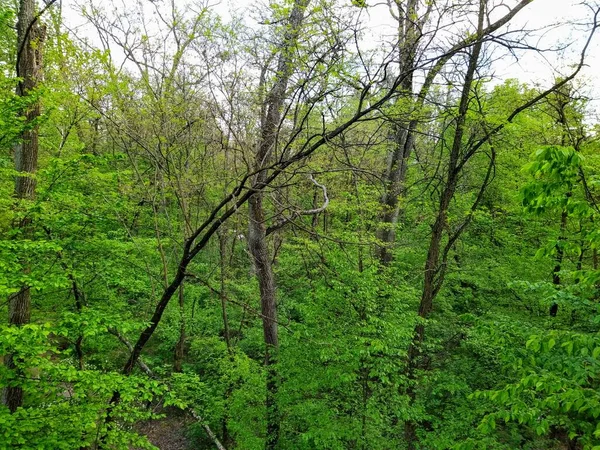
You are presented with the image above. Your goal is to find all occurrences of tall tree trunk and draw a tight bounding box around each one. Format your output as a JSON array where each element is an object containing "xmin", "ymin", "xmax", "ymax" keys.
[
  {"xmin": 248, "ymin": 193, "xmax": 280, "ymax": 449},
  {"xmin": 4, "ymin": 0, "xmax": 45, "ymax": 413},
  {"xmin": 376, "ymin": 0, "xmax": 420, "ymax": 265},
  {"xmin": 549, "ymin": 204, "xmax": 569, "ymax": 317},
  {"xmin": 71, "ymin": 271, "xmax": 85, "ymax": 370},
  {"xmin": 247, "ymin": 1, "xmax": 309, "ymax": 447},
  {"xmin": 550, "ymin": 88, "xmax": 573, "ymax": 317},
  {"xmin": 404, "ymin": 2, "xmax": 486, "ymax": 447},
  {"xmin": 552, "ymin": 210, "xmax": 568, "ymax": 288}
]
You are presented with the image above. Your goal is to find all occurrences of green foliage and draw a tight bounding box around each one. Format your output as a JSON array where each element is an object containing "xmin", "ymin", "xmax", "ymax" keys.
[
  {"xmin": 0, "ymin": 324, "xmax": 165, "ymax": 449},
  {"xmin": 475, "ymin": 330, "xmax": 600, "ymax": 448},
  {"xmin": 522, "ymin": 146, "xmax": 586, "ymax": 215},
  {"xmin": 0, "ymin": 2, "xmax": 599, "ymax": 449}
]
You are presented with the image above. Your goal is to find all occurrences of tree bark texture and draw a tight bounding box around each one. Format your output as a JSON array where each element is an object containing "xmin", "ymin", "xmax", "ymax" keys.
[
  {"xmin": 247, "ymin": 1, "xmax": 309, "ymax": 448},
  {"xmin": 4, "ymin": 0, "xmax": 45, "ymax": 413}
]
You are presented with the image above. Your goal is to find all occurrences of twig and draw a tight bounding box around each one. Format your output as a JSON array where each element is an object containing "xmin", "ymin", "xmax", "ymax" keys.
[
  {"xmin": 185, "ymin": 274, "xmax": 293, "ymax": 333},
  {"xmin": 266, "ymin": 174, "xmax": 329, "ymax": 236}
]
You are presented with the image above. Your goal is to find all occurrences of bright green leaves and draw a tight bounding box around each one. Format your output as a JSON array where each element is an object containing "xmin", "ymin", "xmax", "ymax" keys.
[
  {"xmin": 522, "ymin": 146, "xmax": 585, "ymax": 215},
  {"xmin": 0, "ymin": 324, "xmax": 166, "ymax": 449},
  {"xmin": 0, "ymin": 239, "xmax": 69, "ymax": 297},
  {"xmin": 520, "ymin": 143, "xmax": 600, "ymax": 293},
  {"xmin": 274, "ymin": 242, "xmax": 414, "ymax": 449},
  {"xmin": 476, "ymin": 331, "xmax": 600, "ymax": 448}
]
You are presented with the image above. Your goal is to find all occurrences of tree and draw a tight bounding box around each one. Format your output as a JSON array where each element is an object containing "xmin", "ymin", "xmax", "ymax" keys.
[
  {"xmin": 247, "ymin": 1, "xmax": 311, "ymax": 447},
  {"xmin": 401, "ymin": 2, "xmax": 599, "ymax": 447},
  {"xmin": 375, "ymin": 0, "xmax": 536, "ymax": 265},
  {"xmin": 2, "ymin": 0, "xmax": 600, "ymax": 448},
  {"xmin": 4, "ymin": 0, "xmax": 48, "ymax": 413}
]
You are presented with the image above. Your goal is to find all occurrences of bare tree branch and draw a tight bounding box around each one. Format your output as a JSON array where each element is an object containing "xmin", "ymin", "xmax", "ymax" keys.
[{"xmin": 266, "ymin": 174, "xmax": 329, "ymax": 236}]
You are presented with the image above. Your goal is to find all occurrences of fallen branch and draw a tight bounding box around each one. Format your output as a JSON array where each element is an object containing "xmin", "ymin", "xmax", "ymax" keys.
[
  {"xmin": 189, "ymin": 409, "xmax": 228, "ymax": 450},
  {"xmin": 108, "ymin": 327, "xmax": 227, "ymax": 449}
]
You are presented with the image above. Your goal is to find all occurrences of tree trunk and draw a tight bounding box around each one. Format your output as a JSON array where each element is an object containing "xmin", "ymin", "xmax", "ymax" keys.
[
  {"xmin": 248, "ymin": 160, "xmax": 281, "ymax": 450},
  {"xmin": 376, "ymin": 0, "xmax": 419, "ymax": 265},
  {"xmin": 4, "ymin": 0, "xmax": 45, "ymax": 413},
  {"xmin": 404, "ymin": 1, "xmax": 486, "ymax": 447},
  {"xmin": 375, "ymin": 0, "xmax": 535, "ymax": 266},
  {"xmin": 550, "ymin": 208, "xmax": 568, "ymax": 317},
  {"xmin": 550, "ymin": 88, "xmax": 574, "ymax": 316},
  {"xmin": 247, "ymin": 1, "xmax": 309, "ymax": 447}
]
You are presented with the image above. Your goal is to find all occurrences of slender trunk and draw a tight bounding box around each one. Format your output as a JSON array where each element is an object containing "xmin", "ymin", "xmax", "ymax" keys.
[
  {"xmin": 248, "ymin": 188, "xmax": 280, "ymax": 450},
  {"xmin": 72, "ymin": 278, "xmax": 85, "ymax": 370},
  {"xmin": 43, "ymin": 227, "xmax": 86, "ymax": 368},
  {"xmin": 174, "ymin": 282, "xmax": 185, "ymax": 372},
  {"xmin": 4, "ymin": 0, "xmax": 45, "ymax": 413},
  {"xmin": 549, "ymin": 208, "xmax": 568, "ymax": 316},
  {"xmin": 123, "ymin": 264, "xmax": 188, "ymax": 376},
  {"xmin": 413, "ymin": 0, "xmax": 485, "ymax": 356},
  {"xmin": 376, "ymin": 0, "xmax": 419, "ymax": 265},
  {"xmin": 376, "ymin": 0, "xmax": 534, "ymax": 266},
  {"xmin": 549, "ymin": 93, "xmax": 573, "ymax": 316},
  {"xmin": 219, "ymin": 233, "xmax": 232, "ymax": 352},
  {"xmin": 376, "ymin": 126, "xmax": 414, "ymax": 264},
  {"xmin": 404, "ymin": 2, "xmax": 486, "ymax": 447}
]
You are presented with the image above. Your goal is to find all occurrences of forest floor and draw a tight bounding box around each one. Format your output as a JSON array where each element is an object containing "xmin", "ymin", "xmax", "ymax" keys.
[{"xmin": 135, "ymin": 407, "xmax": 194, "ymax": 450}]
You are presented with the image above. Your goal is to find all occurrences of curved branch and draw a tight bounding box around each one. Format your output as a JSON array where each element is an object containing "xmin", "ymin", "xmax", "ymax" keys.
[{"xmin": 266, "ymin": 174, "xmax": 329, "ymax": 236}]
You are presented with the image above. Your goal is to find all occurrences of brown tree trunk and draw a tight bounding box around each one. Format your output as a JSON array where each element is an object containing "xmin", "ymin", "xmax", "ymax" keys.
[
  {"xmin": 248, "ymin": 193, "xmax": 280, "ymax": 449},
  {"xmin": 173, "ymin": 283, "xmax": 185, "ymax": 373},
  {"xmin": 247, "ymin": 1, "xmax": 309, "ymax": 448},
  {"xmin": 4, "ymin": 0, "xmax": 45, "ymax": 413},
  {"xmin": 72, "ymin": 277, "xmax": 85, "ymax": 370},
  {"xmin": 552, "ymin": 211, "xmax": 567, "ymax": 287},
  {"xmin": 550, "ymin": 89, "xmax": 573, "ymax": 316},
  {"xmin": 376, "ymin": 0, "xmax": 419, "ymax": 265},
  {"xmin": 404, "ymin": 2, "xmax": 486, "ymax": 447},
  {"xmin": 550, "ymin": 208, "xmax": 568, "ymax": 317}
]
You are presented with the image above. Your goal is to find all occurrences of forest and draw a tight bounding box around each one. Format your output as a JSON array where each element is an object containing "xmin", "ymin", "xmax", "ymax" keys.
[{"xmin": 1, "ymin": 0, "xmax": 600, "ymax": 448}]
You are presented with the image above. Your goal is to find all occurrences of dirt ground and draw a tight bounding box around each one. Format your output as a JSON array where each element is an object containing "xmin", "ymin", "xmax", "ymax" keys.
[{"xmin": 135, "ymin": 408, "xmax": 194, "ymax": 450}]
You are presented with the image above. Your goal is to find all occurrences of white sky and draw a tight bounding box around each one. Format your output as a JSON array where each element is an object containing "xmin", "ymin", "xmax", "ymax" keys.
[{"xmin": 58, "ymin": 0, "xmax": 600, "ymax": 117}]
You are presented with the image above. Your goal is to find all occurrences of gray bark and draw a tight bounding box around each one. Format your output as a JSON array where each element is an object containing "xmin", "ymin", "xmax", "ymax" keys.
[
  {"xmin": 376, "ymin": 0, "xmax": 420, "ymax": 265},
  {"xmin": 247, "ymin": 1, "xmax": 310, "ymax": 448}
]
